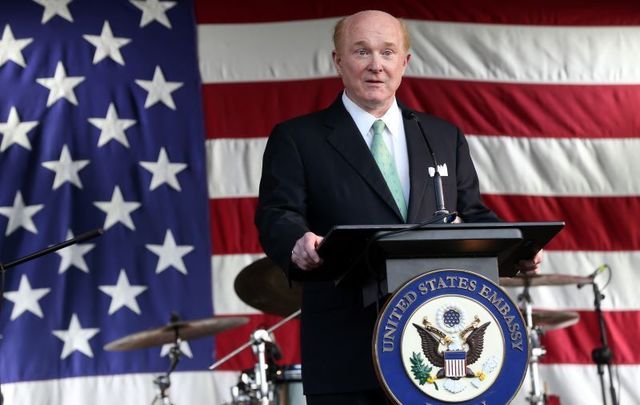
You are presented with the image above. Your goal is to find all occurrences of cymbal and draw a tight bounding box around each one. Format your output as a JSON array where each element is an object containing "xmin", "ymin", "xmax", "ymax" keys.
[
  {"xmin": 526, "ymin": 309, "xmax": 580, "ymax": 331},
  {"xmin": 500, "ymin": 273, "xmax": 592, "ymax": 287},
  {"xmin": 234, "ymin": 257, "xmax": 302, "ymax": 317},
  {"xmin": 104, "ymin": 316, "xmax": 249, "ymax": 351}
]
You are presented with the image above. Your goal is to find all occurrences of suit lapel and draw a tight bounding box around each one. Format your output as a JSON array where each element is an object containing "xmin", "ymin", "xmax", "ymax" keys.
[
  {"xmin": 404, "ymin": 110, "xmax": 431, "ymax": 223},
  {"xmin": 323, "ymin": 98, "xmax": 404, "ymax": 221}
]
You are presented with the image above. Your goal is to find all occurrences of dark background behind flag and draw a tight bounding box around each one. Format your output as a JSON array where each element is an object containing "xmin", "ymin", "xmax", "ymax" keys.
[{"xmin": 1, "ymin": 0, "xmax": 639, "ymax": 404}]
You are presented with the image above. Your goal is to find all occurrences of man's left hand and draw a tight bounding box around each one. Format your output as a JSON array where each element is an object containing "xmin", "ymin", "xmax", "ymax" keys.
[{"xmin": 516, "ymin": 249, "xmax": 544, "ymax": 274}]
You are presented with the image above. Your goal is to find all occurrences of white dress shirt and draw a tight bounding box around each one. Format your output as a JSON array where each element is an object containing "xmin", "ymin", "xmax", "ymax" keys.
[{"xmin": 341, "ymin": 92, "xmax": 410, "ymax": 204}]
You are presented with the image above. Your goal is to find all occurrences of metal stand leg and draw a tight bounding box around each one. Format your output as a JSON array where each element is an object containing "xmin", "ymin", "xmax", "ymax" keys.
[
  {"xmin": 152, "ymin": 375, "xmax": 173, "ymax": 405},
  {"xmin": 152, "ymin": 315, "xmax": 183, "ymax": 405},
  {"xmin": 519, "ymin": 284, "xmax": 546, "ymax": 405},
  {"xmin": 590, "ymin": 280, "xmax": 618, "ymax": 405},
  {"xmin": 252, "ymin": 329, "xmax": 272, "ymax": 405}
]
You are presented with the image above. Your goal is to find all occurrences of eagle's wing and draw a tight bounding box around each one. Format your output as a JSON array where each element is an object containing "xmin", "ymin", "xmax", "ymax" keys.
[
  {"xmin": 465, "ymin": 321, "xmax": 490, "ymax": 365},
  {"xmin": 412, "ymin": 323, "xmax": 444, "ymax": 368}
]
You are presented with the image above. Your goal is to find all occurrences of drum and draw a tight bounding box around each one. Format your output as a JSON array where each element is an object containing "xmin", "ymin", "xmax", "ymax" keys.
[
  {"xmin": 230, "ymin": 364, "xmax": 307, "ymax": 405},
  {"xmin": 228, "ymin": 364, "xmax": 306, "ymax": 405},
  {"xmin": 274, "ymin": 365, "xmax": 306, "ymax": 405}
]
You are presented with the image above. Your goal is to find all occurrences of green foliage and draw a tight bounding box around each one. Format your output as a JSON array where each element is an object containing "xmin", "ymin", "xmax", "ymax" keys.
[
  {"xmin": 410, "ymin": 352, "xmax": 430, "ymax": 384},
  {"xmin": 409, "ymin": 352, "xmax": 438, "ymax": 390}
]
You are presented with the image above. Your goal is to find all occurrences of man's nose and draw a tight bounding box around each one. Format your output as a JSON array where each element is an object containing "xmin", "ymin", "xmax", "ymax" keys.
[{"xmin": 368, "ymin": 54, "xmax": 383, "ymax": 72}]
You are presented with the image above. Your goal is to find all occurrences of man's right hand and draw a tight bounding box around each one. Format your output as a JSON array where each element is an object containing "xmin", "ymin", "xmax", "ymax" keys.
[{"xmin": 291, "ymin": 231, "xmax": 324, "ymax": 270}]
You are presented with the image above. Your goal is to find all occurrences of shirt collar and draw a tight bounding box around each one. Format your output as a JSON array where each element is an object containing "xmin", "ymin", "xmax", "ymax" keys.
[{"xmin": 341, "ymin": 92, "xmax": 403, "ymax": 138}]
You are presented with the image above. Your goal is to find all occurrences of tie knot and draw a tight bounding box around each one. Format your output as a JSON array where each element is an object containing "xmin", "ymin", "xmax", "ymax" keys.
[{"xmin": 372, "ymin": 119, "xmax": 386, "ymax": 136}]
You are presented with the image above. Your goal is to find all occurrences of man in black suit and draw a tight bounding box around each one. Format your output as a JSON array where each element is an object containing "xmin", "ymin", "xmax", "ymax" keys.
[{"xmin": 255, "ymin": 10, "xmax": 541, "ymax": 405}]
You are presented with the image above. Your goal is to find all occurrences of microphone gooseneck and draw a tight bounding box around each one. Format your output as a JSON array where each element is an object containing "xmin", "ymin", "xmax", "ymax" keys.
[{"xmin": 405, "ymin": 110, "xmax": 449, "ymax": 216}]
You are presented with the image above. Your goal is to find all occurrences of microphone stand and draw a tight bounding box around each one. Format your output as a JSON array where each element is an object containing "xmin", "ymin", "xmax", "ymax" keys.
[
  {"xmin": 589, "ymin": 279, "xmax": 618, "ymax": 405},
  {"xmin": 406, "ymin": 110, "xmax": 450, "ymax": 220},
  {"xmin": 0, "ymin": 228, "xmax": 104, "ymax": 405}
]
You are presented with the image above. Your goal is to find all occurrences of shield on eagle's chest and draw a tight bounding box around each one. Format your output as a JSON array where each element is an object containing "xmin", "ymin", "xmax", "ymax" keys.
[{"xmin": 444, "ymin": 350, "xmax": 466, "ymax": 378}]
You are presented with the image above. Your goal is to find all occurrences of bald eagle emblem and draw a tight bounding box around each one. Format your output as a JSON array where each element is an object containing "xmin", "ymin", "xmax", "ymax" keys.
[{"xmin": 413, "ymin": 314, "xmax": 490, "ymax": 379}]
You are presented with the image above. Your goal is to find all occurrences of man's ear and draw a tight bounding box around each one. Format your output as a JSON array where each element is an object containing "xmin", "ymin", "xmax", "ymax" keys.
[{"xmin": 332, "ymin": 50, "xmax": 341, "ymax": 75}]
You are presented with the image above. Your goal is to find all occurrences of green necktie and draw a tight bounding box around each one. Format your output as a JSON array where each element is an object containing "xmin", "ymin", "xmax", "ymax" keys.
[{"xmin": 370, "ymin": 119, "xmax": 407, "ymax": 220}]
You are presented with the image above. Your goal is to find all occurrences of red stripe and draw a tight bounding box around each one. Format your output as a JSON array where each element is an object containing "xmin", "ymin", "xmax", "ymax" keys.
[
  {"xmin": 213, "ymin": 314, "xmax": 301, "ymax": 371},
  {"xmin": 211, "ymin": 311, "xmax": 638, "ymax": 372},
  {"xmin": 195, "ymin": 0, "xmax": 640, "ymax": 25},
  {"xmin": 202, "ymin": 79, "xmax": 640, "ymax": 139},
  {"xmin": 201, "ymin": 79, "xmax": 342, "ymax": 139},
  {"xmin": 541, "ymin": 310, "xmax": 638, "ymax": 364},
  {"xmin": 211, "ymin": 196, "xmax": 640, "ymax": 254},
  {"xmin": 210, "ymin": 198, "xmax": 263, "ymax": 255},
  {"xmin": 483, "ymin": 195, "xmax": 640, "ymax": 251}
]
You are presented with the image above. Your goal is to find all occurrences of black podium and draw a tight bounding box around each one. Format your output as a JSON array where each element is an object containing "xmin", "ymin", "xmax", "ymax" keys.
[{"xmin": 316, "ymin": 222, "xmax": 564, "ymax": 306}]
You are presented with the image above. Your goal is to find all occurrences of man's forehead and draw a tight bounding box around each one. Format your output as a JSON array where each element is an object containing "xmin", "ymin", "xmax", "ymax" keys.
[{"xmin": 350, "ymin": 39, "xmax": 401, "ymax": 49}]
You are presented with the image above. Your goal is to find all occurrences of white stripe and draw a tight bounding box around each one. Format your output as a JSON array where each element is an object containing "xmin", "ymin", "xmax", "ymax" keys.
[
  {"xmin": 212, "ymin": 253, "xmax": 266, "ymax": 315},
  {"xmin": 213, "ymin": 251, "xmax": 639, "ymax": 314},
  {"xmin": 513, "ymin": 364, "xmax": 638, "ymax": 405},
  {"xmin": 198, "ymin": 19, "xmax": 337, "ymax": 83},
  {"xmin": 468, "ymin": 135, "xmax": 640, "ymax": 197},
  {"xmin": 505, "ymin": 250, "xmax": 640, "ymax": 311},
  {"xmin": 5, "ymin": 356, "xmax": 632, "ymax": 405},
  {"xmin": 207, "ymin": 137, "xmax": 266, "ymax": 199},
  {"xmin": 408, "ymin": 22, "xmax": 640, "ymax": 85},
  {"xmin": 198, "ymin": 20, "xmax": 640, "ymax": 84},
  {"xmin": 2, "ymin": 370, "xmax": 239, "ymax": 405},
  {"xmin": 206, "ymin": 136, "xmax": 640, "ymax": 199}
]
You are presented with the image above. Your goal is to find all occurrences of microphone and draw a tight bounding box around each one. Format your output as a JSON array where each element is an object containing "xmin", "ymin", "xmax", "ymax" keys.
[
  {"xmin": 588, "ymin": 264, "xmax": 609, "ymax": 279},
  {"xmin": 404, "ymin": 110, "xmax": 449, "ymax": 217},
  {"xmin": 577, "ymin": 264, "xmax": 609, "ymax": 288}
]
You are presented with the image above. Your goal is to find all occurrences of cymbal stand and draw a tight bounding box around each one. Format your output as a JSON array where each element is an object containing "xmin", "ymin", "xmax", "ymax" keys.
[
  {"xmin": 519, "ymin": 281, "xmax": 546, "ymax": 405},
  {"xmin": 152, "ymin": 317, "xmax": 183, "ymax": 405},
  {"xmin": 252, "ymin": 329, "xmax": 274, "ymax": 405},
  {"xmin": 209, "ymin": 309, "xmax": 301, "ymax": 371},
  {"xmin": 209, "ymin": 310, "xmax": 301, "ymax": 403}
]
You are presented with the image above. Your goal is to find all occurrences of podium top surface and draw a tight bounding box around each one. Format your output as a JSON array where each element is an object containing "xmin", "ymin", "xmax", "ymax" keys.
[{"xmin": 316, "ymin": 221, "xmax": 564, "ymax": 278}]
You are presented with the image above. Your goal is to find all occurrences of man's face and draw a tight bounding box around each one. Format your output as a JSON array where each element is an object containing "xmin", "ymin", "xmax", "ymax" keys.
[{"xmin": 333, "ymin": 11, "xmax": 410, "ymax": 116}]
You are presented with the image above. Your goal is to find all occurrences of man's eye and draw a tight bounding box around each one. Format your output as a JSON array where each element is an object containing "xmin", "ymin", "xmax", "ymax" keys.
[
  {"xmin": 357, "ymin": 49, "xmax": 368, "ymax": 56},
  {"xmin": 382, "ymin": 50, "xmax": 394, "ymax": 57}
]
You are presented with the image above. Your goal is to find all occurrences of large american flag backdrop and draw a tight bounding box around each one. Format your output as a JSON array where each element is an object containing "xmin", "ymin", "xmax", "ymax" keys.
[{"xmin": 0, "ymin": 0, "xmax": 638, "ymax": 404}]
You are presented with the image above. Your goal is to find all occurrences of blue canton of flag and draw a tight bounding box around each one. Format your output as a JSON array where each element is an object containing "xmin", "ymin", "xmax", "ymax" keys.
[{"xmin": 0, "ymin": 0, "xmax": 212, "ymax": 400}]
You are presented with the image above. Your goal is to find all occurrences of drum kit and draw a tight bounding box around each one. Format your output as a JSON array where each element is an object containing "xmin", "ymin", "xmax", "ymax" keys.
[
  {"xmin": 103, "ymin": 257, "xmax": 592, "ymax": 405},
  {"xmin": 499, "ymin": 273, "xmax": 592, "ymax": 405},
  {"xmin": 103, "ymin": 257, "xmax": 303, "ymax": 405}
]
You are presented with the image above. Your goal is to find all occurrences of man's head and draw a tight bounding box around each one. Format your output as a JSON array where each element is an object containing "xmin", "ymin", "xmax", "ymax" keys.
[{"xmin": 332, "ymin": 10, "xmax": 411, "ymax": 117}]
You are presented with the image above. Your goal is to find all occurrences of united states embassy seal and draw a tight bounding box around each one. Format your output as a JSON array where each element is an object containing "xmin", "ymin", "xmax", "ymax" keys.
[{"xmin": 373, "ymin": 269, "xmax": 528, "ymax": 404}]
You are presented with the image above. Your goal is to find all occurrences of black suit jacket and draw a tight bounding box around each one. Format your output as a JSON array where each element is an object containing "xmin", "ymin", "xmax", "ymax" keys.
[{"xmin": 255, "ymin": 95, "xmax": 498, "ymax": 394}]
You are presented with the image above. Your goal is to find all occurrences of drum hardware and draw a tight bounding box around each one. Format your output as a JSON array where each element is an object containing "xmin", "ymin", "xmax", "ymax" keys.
[
  {"xmin": 104, "ymin": 314, "xmax": 249, "ymax": 404},
  {"xmin": 253, "ymin": 329, "xmax": 277, "ymax": 404},
  {"xmin": 221, "ymin": 258, "xmax": 305, "ymax": 404},
  {"xmin": 518, "ymin": 280, "xmax": 545, "ymax": 405},
  {"xmin": 150, "ymin": 319, "xmax": 185, "ymax": 405},
  {"xmin": 512, "ymin": 276, "xmax": 582, "ymax": 405},
  {"xmin": 210, "ymin": 310, "xmax": 302, "ymax": 405}
]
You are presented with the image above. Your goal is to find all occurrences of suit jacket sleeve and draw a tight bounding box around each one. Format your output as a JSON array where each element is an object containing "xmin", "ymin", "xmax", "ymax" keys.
[
  {"xmin": 454, "ymin": 127, "xmax": 501, "ymax": 223},
  {"xmin": 255, "ymin": 123, "xmax": 310, "ymax": 274}
]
